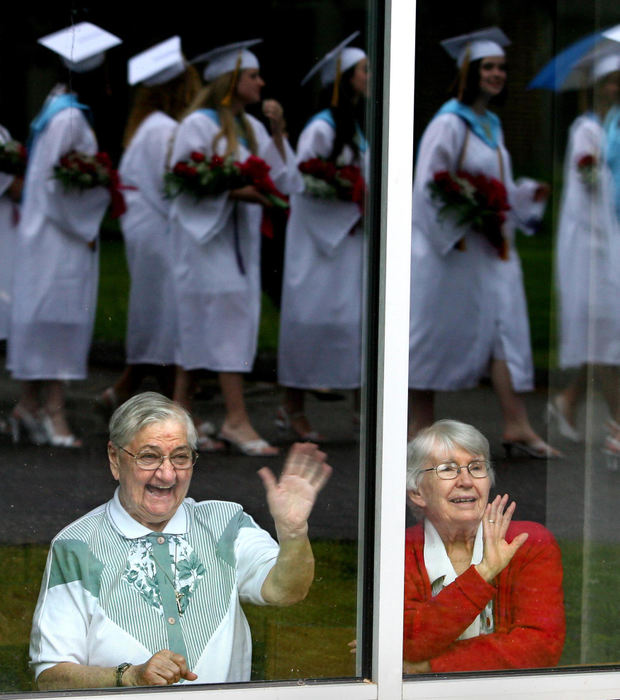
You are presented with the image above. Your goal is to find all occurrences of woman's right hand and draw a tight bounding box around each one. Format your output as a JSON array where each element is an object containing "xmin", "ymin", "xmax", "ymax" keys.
[
  {"xmin": 125, "ymin": 650, "xmax": 197, "ymax": 686},
  {"xmin": 474, "ymin": 494, "xmax": 529, "ymax": 583},
  {"xmin": 229, "ymin": 184, "xmax": 272, "ymax": 207}
]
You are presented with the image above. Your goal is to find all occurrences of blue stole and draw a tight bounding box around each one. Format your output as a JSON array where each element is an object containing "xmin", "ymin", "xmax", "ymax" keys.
[
  {"xmin": 199, "ymin": 108, "xmax": 249, "ymax": 149},
  {"xmin": 437, "ymin": 98, "xmax": 501, "ymax": 150},
  {"xmin": 603, "ymin": 106, "xmax": 620, "ymax": 220},
  {"xmin": 27, "ymin": 93, "xmax": 92, "ymax": 159},
  {"xmin": 307, "ymin": 108, "xmax": 368, "ymax": 154}
]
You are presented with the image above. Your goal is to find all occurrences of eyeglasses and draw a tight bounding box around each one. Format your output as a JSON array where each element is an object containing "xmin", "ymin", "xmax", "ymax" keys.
[
  {"xmin": 422, "ymin": 460, "xmax": 490, "ymax": 480},
  {"xmin": 117, "ymin": 444, "xmax": 197, "ymax": 471}
]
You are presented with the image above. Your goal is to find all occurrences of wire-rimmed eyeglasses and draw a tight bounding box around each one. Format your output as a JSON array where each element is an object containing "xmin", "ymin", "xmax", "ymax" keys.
[
  {"xmin": 116, "ymin": 444, "xmax": 197, "ymax": 471},
  {"xmin": 422, "ymin": 460, "xmax": 490, "ymax": 480}
]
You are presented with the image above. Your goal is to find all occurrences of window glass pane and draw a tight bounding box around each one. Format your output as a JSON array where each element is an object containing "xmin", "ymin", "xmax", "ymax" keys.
[
  {"xmin": 0, "ymin": 0, "xmax": 380, "ymax": 691},
  {"xmin": 406, "ymin": 0, "xmax": 620, "ymax": 681}
]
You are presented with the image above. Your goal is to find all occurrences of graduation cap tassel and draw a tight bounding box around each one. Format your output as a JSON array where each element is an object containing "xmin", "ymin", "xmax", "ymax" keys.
[
  {"xmin": 221, "ymin": 53, "xmax": 243, "ymax": 107},
  {"xmin": 457, "ymin": 45, "xmax": 471, "ymax": 102},
  {"xmin": 331, "ymin": 54, "xmax": 342, "ymax": 107}
]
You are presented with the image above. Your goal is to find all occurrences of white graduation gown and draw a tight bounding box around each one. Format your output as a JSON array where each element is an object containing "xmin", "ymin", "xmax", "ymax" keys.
[
  {"xmin": 119, "ymin": 111, "xmax": 177, "ymax": 365},
  {"xmin": 0, "ymin": 125, "xmax": 19, "ymax": 340},
  {"xmin": 556, "ymin": 114, "xmax": 620, "ymax": 367},
  {"xmin": 7, "ymin": 105, "xmax": 109, "ymax": 380},
  {"xmin": 409, "ymin": 111, "xmax": 543, "ymax": 391},
  {"xmin": 169, "ymin": 110, "xmax": 298, "ymax": 372},
  {"xmin": 277, "ymin": 117, "xmax": 365, "ymax": 389}
]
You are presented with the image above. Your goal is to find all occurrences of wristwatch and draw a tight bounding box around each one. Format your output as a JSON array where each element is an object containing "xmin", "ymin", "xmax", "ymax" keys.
[{"xmin": 115, "ymin": 662, "xmax": 132, "ymax": 687}]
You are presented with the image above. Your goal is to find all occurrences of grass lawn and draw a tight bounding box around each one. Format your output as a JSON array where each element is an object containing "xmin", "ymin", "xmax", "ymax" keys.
[
  {"xmin": 1, "ymin": 537, "xmax": 618, "ymax": 691},
  {"xmin": 94, "ymin": 238, "xmax": 281, "ymax": 355},
  {"xmin": 95, "ymin": 234, "xmax": 557, "ymax": 370}
]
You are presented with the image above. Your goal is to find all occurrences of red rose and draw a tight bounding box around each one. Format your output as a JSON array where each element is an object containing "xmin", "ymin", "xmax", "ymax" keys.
[
  {"xmin": 95, "ymin": 152, "xmax": 112, "ymax": 168},
  {"xmin": 337, "ymin": 165, "xmax": 362, "ymax": 186},
  {"xmin": 577, "ymin": 154, "xmax": 596, "ymax": 169},
  {"xmin": 239, "ymin": 155, "xmax": 271, "ymax": 180},
  {"xmin": 191, "ymin": 151, "xmax": 206, "ymax": 163},
  {"xmin": 210, "ymin": 155, "xmax": 224, "ymax": 168}
]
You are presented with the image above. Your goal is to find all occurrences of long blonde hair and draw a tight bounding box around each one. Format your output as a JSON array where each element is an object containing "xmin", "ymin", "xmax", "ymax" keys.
[
  {"xmin": 123, "ymin": 65, "xmax": 202, "ymax": 148},
  {"xmin": 185, "ymin": 70, "xmax": 258, "ymax": 157}
]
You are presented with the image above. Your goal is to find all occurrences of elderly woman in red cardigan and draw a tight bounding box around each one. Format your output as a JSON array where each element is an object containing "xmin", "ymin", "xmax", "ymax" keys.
[{"xmin": 404, "ymin": 419, "xmax": 565, "ymax": 672}]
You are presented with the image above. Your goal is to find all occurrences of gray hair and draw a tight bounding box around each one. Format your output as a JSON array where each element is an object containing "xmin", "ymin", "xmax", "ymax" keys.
[
  {"xmin": 109, "ymin": 392, "xmax": 198, "ymax": 449},
  {"xmin": 406, "ymin": 419, "xmax": 495, "ymax": 492}
]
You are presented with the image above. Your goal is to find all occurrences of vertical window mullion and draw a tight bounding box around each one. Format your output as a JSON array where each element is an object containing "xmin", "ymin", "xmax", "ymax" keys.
[{"xmin": 372, "ymin": 0, "xmax": 416, "ymax": 696}]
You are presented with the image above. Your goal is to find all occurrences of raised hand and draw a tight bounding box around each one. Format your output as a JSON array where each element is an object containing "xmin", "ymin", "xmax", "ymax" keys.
[
  {"xmin": 258, "ymin": 442, "xmax": 332, "ymax": 540},
  {"xmin": 262, "ymin": 99, "xmax": 286, "ymax": 136},
  {"xmin": 475, "ymin": 494, "xmax": 529, "ymax": 583},
  {"xmin": 126, "ymin": 650, "xmax": 197, "ymax": 686}
]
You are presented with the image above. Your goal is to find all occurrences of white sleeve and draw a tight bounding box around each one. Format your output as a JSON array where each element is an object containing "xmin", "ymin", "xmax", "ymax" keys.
[
  {"xmin": 251, "ymin": 117, "xmax": 303, "ymax": 195},
  {"xmin": 412, "ymin": 114, "xmax": 470, "ymax": 256},
  {"xmin": 169, "ymin": 112, "xmax": 232, "ymax": 245},
  {"xmin": 233, "ymin": 518, "xmax": 279, "ymax": 606},
  {"xmin": 501, "ymin": 142, "xmax": 546, "ymax": 236},
  {"xmin": 40, "ymin": 109, "xmax": 110, "ymax": 243},
  {"xmin": 293, "ymin": 119, "xmax": 362, "ymax": 257},
  {"xmin": 29, "ymin": 541, "xmax": 97, "ymax": 679}
]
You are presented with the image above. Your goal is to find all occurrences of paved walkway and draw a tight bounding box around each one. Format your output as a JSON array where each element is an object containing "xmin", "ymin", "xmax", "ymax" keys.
[{"xmin": 0, "ymin": 356, "xmax": 617, "ymax": 546}]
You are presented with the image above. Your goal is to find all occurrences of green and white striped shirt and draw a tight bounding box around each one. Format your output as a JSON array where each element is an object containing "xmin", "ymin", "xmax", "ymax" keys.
[{"xmin": 30, "ymin": 489, "xmax": 279, "ymax": 683}]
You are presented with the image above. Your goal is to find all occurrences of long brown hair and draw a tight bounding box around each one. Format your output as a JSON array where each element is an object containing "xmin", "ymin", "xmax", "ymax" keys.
[
  {"xmin": 184, "ymin": 70, "xmax": 258, "ymax": 157},
  {"xmin": 123, "ymin": 65, "xmax": 202, "ymax": 148}
]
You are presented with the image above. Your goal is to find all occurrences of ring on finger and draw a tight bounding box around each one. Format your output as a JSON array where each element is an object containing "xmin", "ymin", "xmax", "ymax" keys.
[{"xmin": 488, "ymin": 519, "xmax": 495, "ymax": 523}]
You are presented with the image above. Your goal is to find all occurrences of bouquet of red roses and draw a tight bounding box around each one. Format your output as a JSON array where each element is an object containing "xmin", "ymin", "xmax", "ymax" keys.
[
  {"xmin": 298, "ymin": 157, "xmax": 366, "ymax": 210},
  {"xmin": 53, "ymin": 151, "xmax": 129, "ymax": 218},
  {"xmin": 576, "ymin": 153, "xmax": 598, "ymax": 186},
  {"xmin": 428, "ymin": 170, "xmax": 511, "ymax": 259},
  {"xmin": 164, "ymin": 152, "xmax": 288, "ymax": 208},
  {"xmin": 0, "ymin": 140, "xmax": 27, "ymax": 177}
]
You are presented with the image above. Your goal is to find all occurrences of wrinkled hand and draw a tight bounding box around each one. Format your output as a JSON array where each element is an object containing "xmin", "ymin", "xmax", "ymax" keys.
[
  {"xmin": 258, "ymin": 442, "xmax": 332, "ymax": 539},
  {"xmin": 262, "ymin": 99, "xmax": 286, "ymax": 136},
  {"xmin": 125, "ymin": 650, "xmax": 197, "ymax": 686},
  {"xmin": 403, "ymin": 659, "xmax": 431, "ymax": 674},
  {"xmin": 475, "ymin": 494, "xmax": 529, "ymax": 583},
  {"xmin": 229, "ymin": 184, "xmax": 272, "ymax": 207}
]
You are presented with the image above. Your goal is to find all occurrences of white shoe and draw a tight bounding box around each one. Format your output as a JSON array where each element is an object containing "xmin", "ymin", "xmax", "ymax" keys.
[{"xmin": 546, "ymin": 396, "xmax": 581, "ymax": 443}]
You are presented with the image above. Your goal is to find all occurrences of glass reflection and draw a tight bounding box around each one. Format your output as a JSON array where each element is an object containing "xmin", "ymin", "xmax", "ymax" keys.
[
  {"xmin": 0, "ymin": 2, "xmax": 371, "ymax": 691},
  {"xmin": 407, "ymin": 0, "xmax": 620, "ymax": 679}
]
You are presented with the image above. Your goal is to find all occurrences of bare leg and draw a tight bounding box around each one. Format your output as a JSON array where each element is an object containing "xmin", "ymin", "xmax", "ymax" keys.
[
  {"xmin": 219, "ymin": 372, "xmax": 278, "ymax": 455},
  {"xmin": 173, "ymin": 366, "xmax": 197, "ymax": 412},
  {"xmin": 491, "ymin": 359, "xmax": 560, "ymax": 455},
  {"xmin": 42, "ymin": 380, "xmax": 82, "ymax": 445},
  {"xmin": 596, "ymin": 365, "xmax": 620, "ymax": 426},
  {"xmin": 555, "ymin": 365, "xmax": 588, "ymax": 428},
  {"xmin": 111, "ymin": 365, "xmax": 149, "ymax": 402},
  {"xmin": 16, "ymin": 380, "xmax": 42, "ymax": 414},
  {"xmin": 408, "ymin": 389, "xmax": 435, "ymax": 440}
]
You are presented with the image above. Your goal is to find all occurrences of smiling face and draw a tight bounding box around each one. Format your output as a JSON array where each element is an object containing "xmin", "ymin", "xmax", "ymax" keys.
[
  {"xmin": 108, "ymin": 419, "xmax": 193, "ymax": 531},
  {"xmin": 408, "ymin": 444, "xmax": 490, "ymax": 537},
  {"xmin": 478, "ymin": 55, "xmax": 507, "ymax": 99},
  {"xmin": 350, "ymin": 57, "xmax": 370, "ymax": 98},
  {"xmin": 235, "ymin": 67, "xmax": 265, "ymax": 106}
]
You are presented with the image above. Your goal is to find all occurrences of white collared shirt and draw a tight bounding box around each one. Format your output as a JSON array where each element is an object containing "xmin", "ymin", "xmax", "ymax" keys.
[{"xmin": 423, "ymin": 519, "xmax": 494, "ymax": 639}]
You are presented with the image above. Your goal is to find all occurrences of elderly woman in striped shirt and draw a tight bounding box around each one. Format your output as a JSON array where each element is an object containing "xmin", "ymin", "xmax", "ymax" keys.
[{"xmin": 30, "ymin": 392, "xmax": 331, "ymax": 688}]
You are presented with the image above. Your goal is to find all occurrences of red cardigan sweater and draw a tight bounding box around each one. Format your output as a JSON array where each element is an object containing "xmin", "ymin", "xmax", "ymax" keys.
[{"xmin": 403, "ymin": 521, "xmax": 565, "ymax": 671}]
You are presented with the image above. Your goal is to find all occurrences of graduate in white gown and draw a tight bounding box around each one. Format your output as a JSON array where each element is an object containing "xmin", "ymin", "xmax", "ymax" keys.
[
  {"xmin": 7, "ymin": 23, "xmax": 121, "ymax": 447},
  {"xmin": 0, "ymin": 124, "xmax": 22, "ymax": 341},
  {"xmin": 277, "ymin": 35, "xmax": 369, "ymax": 441},
  {"xmin": 408, "ymin": 28, "xmax": 560, "ymax": 458},
  {"xmin": 97, "ymin": 38, "xmax": 201, "ymax": 413},
  {"xmin": 548, "ymin": 54, "xmax": 620, "ymax": 459},
  {"xmin": 169, "ymin": 40, "xmax": 299, "ymax": 455}
]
